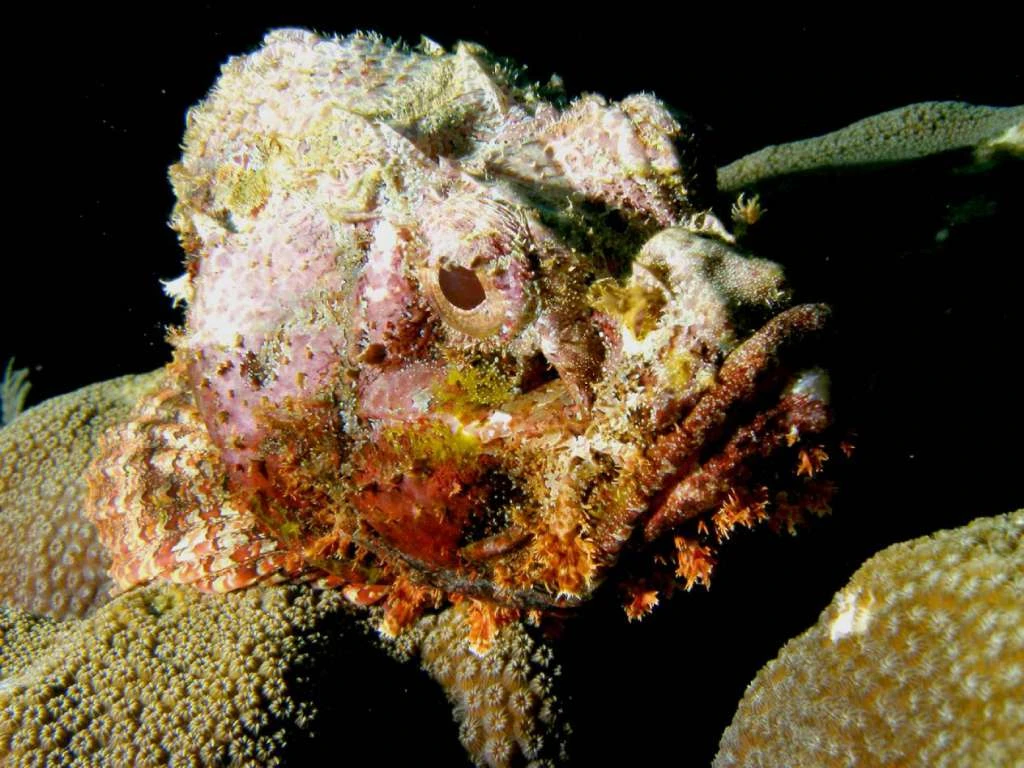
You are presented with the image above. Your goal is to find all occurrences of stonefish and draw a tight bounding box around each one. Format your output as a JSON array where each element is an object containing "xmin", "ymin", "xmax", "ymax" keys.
[
  {"xmin": 91, "ymin": 28, "xmax": 834, "ymax": 621},
  {"xmin": 10, "ymin": 28, "xmax": 856, "ymax": 766}
]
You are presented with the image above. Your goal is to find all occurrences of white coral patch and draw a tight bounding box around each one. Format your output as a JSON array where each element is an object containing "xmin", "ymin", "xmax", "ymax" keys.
[
  {"xmin": 566, "ymin": 435, "xmax": 593, "ymax": 462},
  {"xmin": 787, "ymin": 367, "xmax": 831, "ymax": 405},
  {"xmin": 829, "ymin": 587, "xmax": 876, "ymax": 642},
  {"xmin": 977, "ymin": 120, "xmax": 1023, "ymax": 159}
]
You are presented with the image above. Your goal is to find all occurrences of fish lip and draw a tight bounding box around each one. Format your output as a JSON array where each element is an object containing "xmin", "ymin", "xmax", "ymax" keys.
[
  {"xmin": 638, "ymin": 303, "xmax": 834, "ymax": 542},
  {"xmin": 574, "ymin": 303, "xmax": 832, "ymax": 562},
  {"xmin": 348, "ymin": 304, "xmax": 832, "ymax": 610}
]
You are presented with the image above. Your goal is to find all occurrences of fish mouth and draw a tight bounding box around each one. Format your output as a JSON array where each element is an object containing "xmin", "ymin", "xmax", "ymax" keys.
[
  {"xmin": 588, "ymin": 303, "xmax": 834, "ymax": 558},
  {"xmin": 347, "ymin": 303, "xmax": 832, "ymax": 611},
  {"xmin": 348, "ymin": 375, "xmax": 589, "ymax": 610}
]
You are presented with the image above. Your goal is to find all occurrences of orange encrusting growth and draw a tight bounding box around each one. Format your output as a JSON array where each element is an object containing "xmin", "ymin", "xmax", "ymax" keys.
[
  {"xmin": 526, "ymin": 527, "xmax": 599, "ymax": 598},
  {"xmin": 623, "ymin": 586, "xmax": 661, "ymax": 621},
  {"xmin": 712, "ymin": 489, "xmax": 770, "ymax": 540},
  {"xmin": 795, "ymin": 446, "xmax": 829, "ymax": 477},
  {"xmin": 378, "ymin": 577, "xmax": 443, "ymax": 638},
  {"xmin": 463, "ymin": 597, "xmax": 521, "ymax": 655},
  {"xmin": 673, "ymin": 536, "xmax": 716, "ymax": 590}
]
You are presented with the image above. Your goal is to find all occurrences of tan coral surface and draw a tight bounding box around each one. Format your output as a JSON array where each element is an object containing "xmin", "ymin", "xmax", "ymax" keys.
[
  {"xmin": 0, "ymin": 583, "xmax": 351, "ymax": 766},
  {"xmin": 0, "ymin": 372, "xmax": 164, "ymax": 619},
  {"xmin": 393, "ymin": 600, "xmax": 568, "ymax": 768},
  {"xmin": 714, "ymin": 510, "xmax": 1024, "ymax": 768},
  {"xmin": 718, "ymin": 101, "xmax": 1024, "ymax": 191}
]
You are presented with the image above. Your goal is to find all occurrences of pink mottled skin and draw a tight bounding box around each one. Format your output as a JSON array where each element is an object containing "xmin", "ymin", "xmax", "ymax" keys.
[
  {"xmin": 175, "ymin": 60, "xmax": 692, "ymax": 484},
  {"xmin": 91, "ymin": 29, "xmax": 835, "ymax": 624},
  {"xmin": 182, "ymin": 194, "xmax": 350, "ymax": 475},
  {"xmin": 535, "ymin": 94, "xmax": 690, "ymax": 227}
]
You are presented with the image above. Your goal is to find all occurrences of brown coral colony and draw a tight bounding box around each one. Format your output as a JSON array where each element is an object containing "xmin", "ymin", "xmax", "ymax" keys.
[{"xmin": 83, "ymin": 29, "xmax": 838, "ymax": 641}]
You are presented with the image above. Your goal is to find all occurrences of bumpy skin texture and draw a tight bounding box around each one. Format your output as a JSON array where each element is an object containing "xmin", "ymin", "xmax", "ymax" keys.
[
  {"xmin": 714, "ymin": 511, "xmax": 1024, "ymax": 768},
  {"xmin": 87, "ymin": 30, "xmax": 835, "ymax": 634},
  {"xmin": 0, "ymin": 583, "xmax": 351, "ymax": 766},
  {"xmin": 0, "ymin": 372, "xmax": 164, "ymax": 619}
]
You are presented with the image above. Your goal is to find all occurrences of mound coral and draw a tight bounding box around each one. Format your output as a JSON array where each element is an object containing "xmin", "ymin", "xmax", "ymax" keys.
[
  {"xmin": 0, "ymin": 583, "xmax": 351, "ymax": 766},
  {"xmin": 714, "ymin": 510, "xmax": 1024, "ymax": 767},
  {"xmin": 394, "ymin": 600, "xmax": 568, "ymax": 766},
  {"xmin": 0, "ymin": 580, "xmax": 567, "ymax": 767},
  {"xmin": 0, "ymin": 372, "xmax": 163, "ymax": 620}
]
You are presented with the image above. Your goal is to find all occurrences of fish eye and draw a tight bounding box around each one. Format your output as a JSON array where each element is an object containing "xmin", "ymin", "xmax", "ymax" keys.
[
  {"xmin": 421, "ymin": 196, "xmax": 537, "ymax": 342},
  {"xmin": 438, "ymin": 265, "xmax": 487, "ymax": 310},
  {"xmin": 424, "ymin": 262, "xmax": 510, "ymax": 340}
]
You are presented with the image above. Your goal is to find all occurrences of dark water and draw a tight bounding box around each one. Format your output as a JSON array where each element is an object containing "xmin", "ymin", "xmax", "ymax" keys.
[{"xmin": 4, "ymin": 7, "xmax": 1022, "ymax": 766}]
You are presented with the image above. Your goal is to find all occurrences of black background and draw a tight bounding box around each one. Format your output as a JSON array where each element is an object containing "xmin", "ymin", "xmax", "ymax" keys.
[{"xmin": 3, "ymin": 5, "xmax": 1022, "ymax": 765}]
